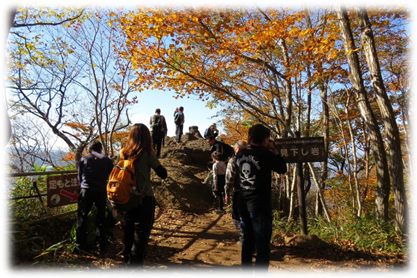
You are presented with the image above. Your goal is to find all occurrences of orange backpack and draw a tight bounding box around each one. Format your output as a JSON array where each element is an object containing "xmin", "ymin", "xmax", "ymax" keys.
[{"xmin": 107, "ymin": 151, "xmax": 142, "ymax": 211}]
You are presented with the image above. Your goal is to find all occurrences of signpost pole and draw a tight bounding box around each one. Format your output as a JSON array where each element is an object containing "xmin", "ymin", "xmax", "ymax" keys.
[
  {"xmin": 32, "ymin": 180, "xmax": 47, "ymax": 214},
  {"xmin": 295, "ymin": 131, "xmax": 308, "ymax": 235}
]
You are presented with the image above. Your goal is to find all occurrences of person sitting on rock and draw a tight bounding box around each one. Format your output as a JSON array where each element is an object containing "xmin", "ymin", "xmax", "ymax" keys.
[{"xmin": 204, "ymin": 123, "xmax": 219, "ymax": 139}]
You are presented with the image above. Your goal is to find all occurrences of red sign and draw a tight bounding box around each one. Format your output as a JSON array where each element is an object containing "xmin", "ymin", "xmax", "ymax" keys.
[{"xmin": 47, "ymin": 174, "xmax": 80, "ymax": 208}]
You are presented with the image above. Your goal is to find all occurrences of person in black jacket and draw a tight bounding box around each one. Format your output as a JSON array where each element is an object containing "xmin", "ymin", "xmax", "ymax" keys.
[
  {"xmin": 76, "ymin": 140, "xmax": 114, "ymax": 252},
  {"xmin": 173, "ymin": 106, "xmax": 185, "ymax": 143},
  {"xmin": 235, "ymin": 124, "xmax": 286, "ymax": 272},
  {"xmin": 207, "ymin": 136, "xmax": 234, "ymax": 162},
  {"xmin": 149, "ymin": 108, "xmax": 167, "ymax": 158}
]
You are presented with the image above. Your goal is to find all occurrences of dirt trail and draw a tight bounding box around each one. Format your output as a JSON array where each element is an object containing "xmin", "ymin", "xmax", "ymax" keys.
[
  {"xmin": 147, "ymin": 208, "xmax": 242, "ymax": 269},
  {"xmin": 14, "ymin": 206, "xmax": 404, "ymax": 272},
  {"xmin": 101, "ymin": 207, "xmax": 403, "ymax": 273}
]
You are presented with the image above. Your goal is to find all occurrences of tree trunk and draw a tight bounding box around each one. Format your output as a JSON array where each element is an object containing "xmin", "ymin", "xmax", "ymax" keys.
[
  {"xmin": 355, "ymin": 7, "xmax": 407, "ymax": 233},
  {"xmin": 318, "ymin": 84, "xmax": 329, "ymax": 216},
  {"xmin": 336, "ymin": 6, "xmax": 390, "ymax": 221},
  {"xmin": 345, "ymin": 93, "xmax": 362, "ymax": 217},
  {"xmin": 308, "ymin": 162, "xmax": 331, "ymax": 222},
  {"xmin": 288, "ymin": 166, "xmax": 297, "ymax": 220},
  {"xmin": 304, "ymin": 9, "xmax": 329, "ymax": 217},
  {"xmin": 361, "ymin": 125, "xmax": 371, "ymax": 201},
  {"xmin": 278, "ymin": 39, "xmax": 292, "ymax": 138}
]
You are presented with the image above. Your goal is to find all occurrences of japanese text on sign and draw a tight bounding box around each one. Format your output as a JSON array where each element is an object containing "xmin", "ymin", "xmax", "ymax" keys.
[
  {"xmin": 48, "ymin": 176, "xmax": 79, "ymax": 190},
  {"xmin": 47, "ymin": 174, "xmax": 80, "ymax": 208},
  {"xmin": 274, "ymin": 137, "xmax": 326, "ymax": 163}
]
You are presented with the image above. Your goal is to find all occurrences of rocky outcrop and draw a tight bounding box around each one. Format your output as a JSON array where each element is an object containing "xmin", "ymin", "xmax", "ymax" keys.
[{"xmin": 152, "ymin": 132, "xmax": 214, "ymax": 213}]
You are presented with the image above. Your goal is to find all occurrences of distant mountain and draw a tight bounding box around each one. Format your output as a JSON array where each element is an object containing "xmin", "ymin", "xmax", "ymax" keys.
[{"xmin": 7, "ymin": 148, "xmax": 73, "ymax": 172}]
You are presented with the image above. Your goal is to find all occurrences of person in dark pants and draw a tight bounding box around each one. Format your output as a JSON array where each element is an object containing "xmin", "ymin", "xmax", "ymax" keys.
[
  {"xmin": 119, "ymin": 123, "xmax": 167, "ymax": 268},
  {"xmin": 211, "ymin": 151, "xmax": 226, "ymax": 214},
  {"xmin": 150, "ymin": 108, "xmax": 167, "ymax": 158},
  {"xmin": 235, "ymin": 124, "xmax": 287, "ymax": 273},
  {"xmin": 174, "ymin": 106, "xmax": 184, "ymax": 143},
  {"xmin": 76, "ymin": 140, "xmax": 114, "ymax": 252},
  {"xmin": 225, "ymin": 140, "xmax": 248, "ymax": 245}
]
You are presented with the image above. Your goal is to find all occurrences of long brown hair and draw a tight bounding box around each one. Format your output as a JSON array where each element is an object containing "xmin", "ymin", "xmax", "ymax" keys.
[{"xmin": 122, "ymin": 123, "xmax": 154, "ymax": 160}]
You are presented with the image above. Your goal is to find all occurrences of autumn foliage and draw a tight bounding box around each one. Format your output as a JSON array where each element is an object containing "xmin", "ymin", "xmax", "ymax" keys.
[
  {"xmin": 7, "ymin": 6, "xmax": 409, "ymax": 234},
  {"xmin": 111, "ymin": 6, "xmax": 409, "ymax": 229}
]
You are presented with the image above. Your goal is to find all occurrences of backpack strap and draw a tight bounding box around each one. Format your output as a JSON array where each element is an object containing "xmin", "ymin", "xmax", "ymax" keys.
[{"xmin": 119, "ymin": 150, "xmax": 124, "ymax": 160}]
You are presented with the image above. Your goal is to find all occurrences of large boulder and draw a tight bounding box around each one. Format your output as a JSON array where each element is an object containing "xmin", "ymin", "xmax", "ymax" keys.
[{"xmin": 152, "ymin": 132, "xmax": 215, "ymax": 212}]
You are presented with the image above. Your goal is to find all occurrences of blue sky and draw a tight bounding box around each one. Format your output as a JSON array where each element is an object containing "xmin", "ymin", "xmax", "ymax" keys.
[{"xmin": 130, "ymin": 89, "xmax": 221, "ymax": 137}]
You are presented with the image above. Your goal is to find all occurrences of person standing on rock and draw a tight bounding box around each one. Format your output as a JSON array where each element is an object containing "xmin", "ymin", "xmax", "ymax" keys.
[
  {"xmin": 235, "ymin": 124, "xmax": 286, "ymax": 272},
  {"xmin": 173, "ymin": 106, "xmax": 185, "ymax": 143},
  {"xmin": 225, "ymin": 140, "xmax": 247, "ymax": 246},
  {"xmin": 119, "ymin": 123, "xmax": 168, "ymax": 268},
  {"xmin": 149, "ymin": 108, "xmax": 167, "ymax": 158}
]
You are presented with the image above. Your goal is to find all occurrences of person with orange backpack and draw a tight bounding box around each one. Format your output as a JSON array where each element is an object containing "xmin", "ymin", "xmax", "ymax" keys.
[
  {"xmin": 76, "ymin": 140, "xmax": 114, "ymax": 253},
  {"xmin": 113, "ymin": 123, "xmax": 167, "ymax": 268}
]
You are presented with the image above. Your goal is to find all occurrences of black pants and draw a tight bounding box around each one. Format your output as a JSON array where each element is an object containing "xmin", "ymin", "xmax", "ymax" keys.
[
  {"xmin": 232, "ymin": 191, "xmax": 243, "ymax": 240},
  {"xmin": 123, "ymin": 196, "xmax": 155, "ymax": 267},
  {"xmin": 175, "ymin": 125, "xmax": 183, "ymax": 143},
  {"xmin": 152, "ymin": 130, "xmax": 164, "ymax": 157},
  {"xmin": 76, "ymin": 188, "xmax": 107, "ymax": 249},
  {"xmin": 212, "ymin": 175, "xmax": 225, "ymax": 211}
]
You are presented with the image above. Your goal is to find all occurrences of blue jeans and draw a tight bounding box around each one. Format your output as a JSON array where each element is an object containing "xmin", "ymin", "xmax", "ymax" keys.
[{"xmin": 239, "ymin": 209, "xmax": 272, "ymax": 271}]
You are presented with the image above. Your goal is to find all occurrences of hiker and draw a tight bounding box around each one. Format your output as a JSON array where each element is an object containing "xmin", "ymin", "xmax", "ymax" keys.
[
  {"xmin": 173, "ymin": 106, "xmax": 185, "ymax": 143},
  {"xmin": 76, "ymin": 140, "xmax": 114, "ymax": 253},
  {"xmin": 149, "ymin": 108, "xmax": 167, "ymax": 158},
  {"xmin": 225, "ymin": 140, "xmax": 248, "ymax": 246},
  {"xmin": 118, "ymin": 123, "xmax": 168, "ymax": 268},
  {"xmin": 235, "ymin": 124, "xmax": 286, "ymax": 272},
  {"xmin": 204, "ymin": 123, "xmax": 219, "ymax": 139},
  {"xmin": 211, "ymin": 151, "xmax": 226, "ymax": 214},
  {"xmin": 206, "ymin": 136, "xmax": 234, "ymax": 161}
]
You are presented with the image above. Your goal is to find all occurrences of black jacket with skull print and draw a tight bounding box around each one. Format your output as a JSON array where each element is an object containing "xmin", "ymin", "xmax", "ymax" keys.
[{"xmin": 235, "ymin": 144, "xmax": 286, "ymax": 213}]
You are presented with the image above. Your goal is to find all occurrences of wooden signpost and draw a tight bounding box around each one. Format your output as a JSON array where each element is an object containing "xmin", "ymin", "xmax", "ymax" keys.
[
  {"xmin": 274, "ymin": 136, "xmax": 326, "ymax": 163},
  {"xmin": 275, "ymin": 134, "xmax": 326, "ymax": 235}
]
